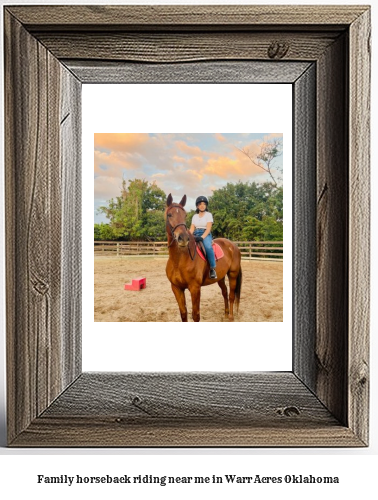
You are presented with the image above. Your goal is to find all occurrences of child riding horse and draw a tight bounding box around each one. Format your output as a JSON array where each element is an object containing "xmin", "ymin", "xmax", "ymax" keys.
[{"xmin": 165, "ymin": 194, "xmax": 242, "ymax": 322}]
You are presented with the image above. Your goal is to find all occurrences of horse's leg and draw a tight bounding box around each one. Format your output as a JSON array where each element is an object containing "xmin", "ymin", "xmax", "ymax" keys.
[
  {"xmin": 217, "ymin": 277, "xmax": 229, "ymax": 318},
  {"xmin": 189, "ymin": 285, "xmax": 201, "ymax": 322},
  {"xmin": 227, "ymin": 271, "xmax": 238, "ymax": 321},
  {"xmin": 171, "ymin": 284, "xmax": 188, "ymax": 322}
]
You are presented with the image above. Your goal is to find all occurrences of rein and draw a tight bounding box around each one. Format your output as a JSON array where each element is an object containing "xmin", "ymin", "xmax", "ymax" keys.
[
  {"xmin": 167, "ymin": 222, "xmax": 187, "ymax": 247},
  {"xmin": 166, "ymin": 207, "xmax": 196, "ymax": 261}
]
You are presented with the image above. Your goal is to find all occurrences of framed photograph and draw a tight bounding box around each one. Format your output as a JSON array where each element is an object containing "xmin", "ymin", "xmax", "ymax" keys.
[
  {"xmin": 86, "ymin": 85, "xmax": 292, "ymax": 372},
  {"xmin": 4, "ymin": 5, "xmax": 370, "ymax": 447}
]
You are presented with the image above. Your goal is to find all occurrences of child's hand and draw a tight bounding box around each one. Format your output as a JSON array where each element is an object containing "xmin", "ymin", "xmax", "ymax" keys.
[{"xmin": 195, "ymin": 236, "xmax": 203, "ymax": 242}]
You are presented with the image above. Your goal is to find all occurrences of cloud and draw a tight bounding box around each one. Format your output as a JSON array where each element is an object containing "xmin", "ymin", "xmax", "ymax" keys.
[
  {"xmin": 185, "ymin": 169, "xmax": 204, "ymax": 181},
  {"xmin": 94, "ymin": 133, "xmax": 283, "ymax": 218},
  {"xmin": 263, "ymin": 133, "xmax": 283, "ymax": 142},
  {"xmin": 214, "ymin": 133, "xmax": 227, "ymax": 142},
  {"xmin": 172, "ymin": 155, "xmax": 187, "ymax": 164},
  {"xmin": 175, "ymin": 140, "xmax": 203, "ymax": 157},
  {"xmin": 94, "ymin": 150, "xmax": 140, "ymax": 177},
  {"xmin": 94, "ymin": 175, "xmax": 125, "ymax": 201},
  {"xmin": 203, "ymin": 143, "xmax": 263, "ymax": 180},
  {"xmin": 187, "ymin": 156, "xmax": 205, "ymax": 170},
  {"xmin": 94, "ymin": 133, "xmax": 149, "ymax": 152}
]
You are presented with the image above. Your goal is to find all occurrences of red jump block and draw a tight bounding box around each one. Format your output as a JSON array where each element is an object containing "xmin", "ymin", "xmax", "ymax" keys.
[{"xmin": 124, "ymin": 277, "xmax": 146, "ymax": 291}]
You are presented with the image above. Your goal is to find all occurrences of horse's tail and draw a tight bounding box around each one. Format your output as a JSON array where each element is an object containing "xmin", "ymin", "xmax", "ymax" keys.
[{"xmin": 234, "ymin": 266, "xmax": 242, "ymax": 313}]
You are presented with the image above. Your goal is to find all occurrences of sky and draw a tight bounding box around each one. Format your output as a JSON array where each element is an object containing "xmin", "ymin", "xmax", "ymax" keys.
[{"xmin": 94, "ymin": 133, "xmax": 283, "ymax": 223}]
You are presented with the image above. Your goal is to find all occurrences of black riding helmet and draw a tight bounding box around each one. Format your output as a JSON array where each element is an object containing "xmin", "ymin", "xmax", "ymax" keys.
[{"xmin": 195, "ymin": 195, "xmax": 209, "ymax": 212}]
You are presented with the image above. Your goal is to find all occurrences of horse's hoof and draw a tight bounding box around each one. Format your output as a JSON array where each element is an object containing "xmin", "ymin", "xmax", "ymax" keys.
[{"xmin": 229, "ymin": 316, "xmax": 234, "ymax": 322}]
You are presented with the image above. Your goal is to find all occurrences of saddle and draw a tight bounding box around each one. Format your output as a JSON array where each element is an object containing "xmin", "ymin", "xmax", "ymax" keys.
[{"xmin": 196, "ymin": 241, "xmax": 224, "ymax": 262}]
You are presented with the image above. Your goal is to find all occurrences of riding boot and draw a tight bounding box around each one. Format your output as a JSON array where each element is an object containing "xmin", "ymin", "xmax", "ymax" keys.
[{"xmin": 210, "ymin": 268, "xmax": 217, "ymax": 279}]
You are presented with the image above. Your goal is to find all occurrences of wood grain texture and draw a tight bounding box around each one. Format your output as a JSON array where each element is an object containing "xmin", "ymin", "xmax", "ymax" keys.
[
  {"xmin": 4, "ymin": 11, "xmax": 81, "ymax": 444},
  {"xmin": 60, "ymin": 67, "xmax": 82, "ymax": 389},
  {"xmin": 36, "ymin": 32, "xmax": 339, "ymax": 63},
  {"xmin": 5, "ymin": 11, "xmax": 59, "ymax": 442},
  {"xmin": 4, "ymin": 5, "xmax": 370, "ymax": 447},
  {"xmin": 316, "ymin": 34, "xmax": 349, "ymax": 426},
  {"xmin": 11, "ymin": 417, "xmax": 363, "ymax": 448},
  {"xmin": 7, "ymin": 5, "xmax": 367, "ymax": 29},
  {"xmin": 293, "ymin": 65, "xmax": 316, "ymax": 389},
  {"xmin": 11, "ymin": 373, "xmax": 363, "ymax": 447},
  {"xmin": 66, "ymin": 60, "xmax": 311, "ymax": 84},
  {"xmin": 348, "ymin": 9, "xmax": 371, "ymax": 445},
  {"xmin": 41, "ymin": 373, "xmax": 335, "ymax": 422}
]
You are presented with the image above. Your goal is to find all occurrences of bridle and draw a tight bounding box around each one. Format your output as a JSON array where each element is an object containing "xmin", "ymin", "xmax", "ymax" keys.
[{"xmin": 166, "ymin": 205, "xmax": 196, "ymax": 260}]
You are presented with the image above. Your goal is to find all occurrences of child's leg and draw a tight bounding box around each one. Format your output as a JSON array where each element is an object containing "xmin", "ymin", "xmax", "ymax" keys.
[{"xmin": 202, "ymin": 234, "xmax": 216, "ymax": 269}]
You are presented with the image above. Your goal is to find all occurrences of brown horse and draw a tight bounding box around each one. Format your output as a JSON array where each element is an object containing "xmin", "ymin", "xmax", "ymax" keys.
[{"xmin": 165, "ymin": 194, "xmax": 242, "ymax": 322}]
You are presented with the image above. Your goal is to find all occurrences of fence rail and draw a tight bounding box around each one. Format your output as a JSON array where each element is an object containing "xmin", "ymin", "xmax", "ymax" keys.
[{"xmin": 94, "ymin": 241, "xmax": 283, "ymax": 261}]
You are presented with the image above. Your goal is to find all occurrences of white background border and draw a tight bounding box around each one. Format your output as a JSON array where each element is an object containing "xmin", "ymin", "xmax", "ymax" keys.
[
  {"xmin": 84, "ymin": 84, "xmax": 292, "ymax": 372},
  {"xmin": 0, "ymin": 1, "xmax": 376, "ymax": 499}
]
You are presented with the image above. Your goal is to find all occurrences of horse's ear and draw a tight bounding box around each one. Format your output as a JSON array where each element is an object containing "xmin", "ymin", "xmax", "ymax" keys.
[
  {"xmin": 166, "ymin": 193, "xmax": 173, "ymax": 207},
  {"xmin": 179, "ymin": 195, "xmax": 187, "ymax": 207}
]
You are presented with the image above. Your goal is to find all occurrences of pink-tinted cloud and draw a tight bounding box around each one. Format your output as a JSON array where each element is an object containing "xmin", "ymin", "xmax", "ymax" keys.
[
  {"xmin": 94, "ymin": 134, "xmax": 283, "ymax": 210},
  {"xmin": 94, "ymin": 133, "xmax": 149, "ymax": 152},
  {"xmin": 94, "ymin": 150, "xmax": 140, "ymax": 177},
  {"xmin": 175, "ymin": 140, "xmax": 204, "ymax": 157},
  {"xmin": 203, "ymin": 143, "xmax": 263, "ymax": 179},
  {"xmin": 214, "ymin": 133, "xmax": 227, "ymax": 142},
  {"xmin": 94, "ymin": 175, "xmax": 125, "ymax": 201}
]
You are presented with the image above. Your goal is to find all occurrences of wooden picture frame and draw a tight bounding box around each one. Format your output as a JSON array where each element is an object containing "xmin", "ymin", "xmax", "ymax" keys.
[{"xmin": 4, "ymin": 5, "xmax": 370, "ymax": 447}]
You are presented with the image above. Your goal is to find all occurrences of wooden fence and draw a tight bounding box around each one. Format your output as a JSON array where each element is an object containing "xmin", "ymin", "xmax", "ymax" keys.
[{"xmin": 94, "ymin": 241, "xmax": 283, "ymax": 261}]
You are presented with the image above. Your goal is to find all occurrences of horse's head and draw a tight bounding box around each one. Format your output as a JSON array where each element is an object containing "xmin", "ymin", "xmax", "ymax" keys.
[{"xmin": 166, "ymin": 194, "xmax": 190, "ymax": 247}]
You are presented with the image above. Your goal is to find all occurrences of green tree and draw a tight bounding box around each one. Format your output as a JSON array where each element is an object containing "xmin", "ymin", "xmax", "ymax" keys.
[
  {"xmin": 209, "ymin": 181, "xmax": 283, "ymax": 241},
  {"xmin": 261, "ymin": 216, "xmax": 283, "ymax": 241},
  {"xmin": 241, "ymin": 217, "xmax": 264, "ymax": 241},
  {"xmin": 94, "ymin": 223, "xmax": 117, "ymax": 241},
  {"xmin": 97, "ymin": 179, "xmax": 166, "ymax": 241},
  {"xmin": 95, "ymin": 178, "xmax": 283, "ymax": 243}
]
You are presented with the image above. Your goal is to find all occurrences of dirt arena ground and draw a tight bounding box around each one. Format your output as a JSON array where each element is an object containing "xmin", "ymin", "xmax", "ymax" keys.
[{"xmin": 94, "ymin": 257, "xmax": 283, "ymax": 322}]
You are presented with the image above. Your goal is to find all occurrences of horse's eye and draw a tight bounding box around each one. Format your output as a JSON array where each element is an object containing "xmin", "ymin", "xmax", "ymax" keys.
[{"xmin": 167, "ymin": 213, "xmax": 172, "ymax": 217}]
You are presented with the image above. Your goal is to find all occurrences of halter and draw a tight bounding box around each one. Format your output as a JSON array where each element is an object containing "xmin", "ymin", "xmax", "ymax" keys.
[{"xmin": 166, "ymin": 205, "xmax": 196, "ymax": 260}]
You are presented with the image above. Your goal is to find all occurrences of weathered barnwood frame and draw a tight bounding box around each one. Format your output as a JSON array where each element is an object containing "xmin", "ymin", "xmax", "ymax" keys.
[{"xmin": 4, "ymin": 5, "xmax": 370, "ymax": 447}]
